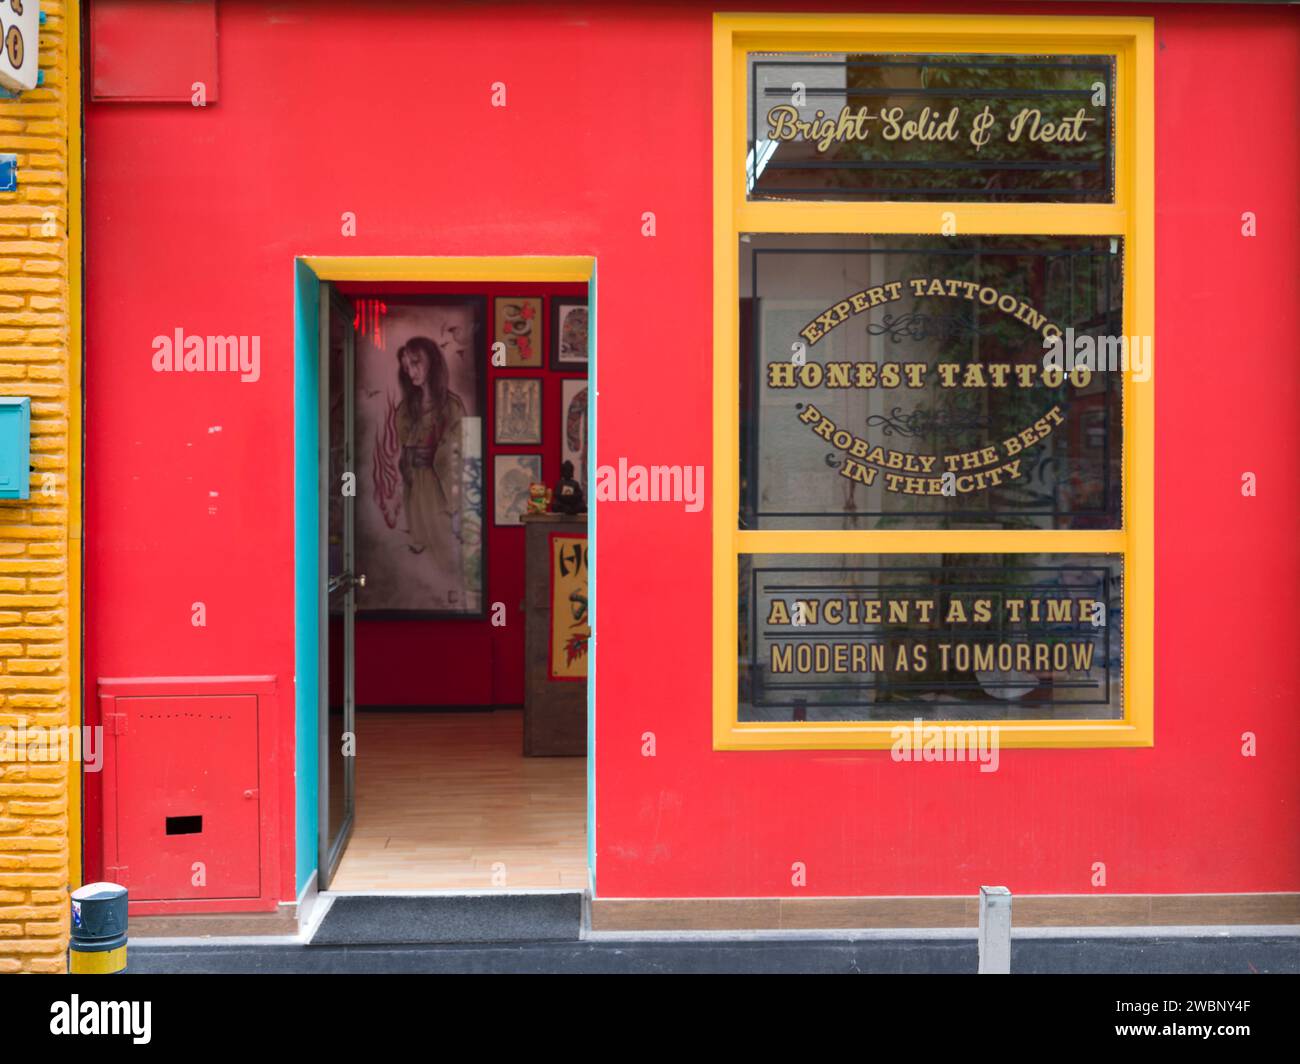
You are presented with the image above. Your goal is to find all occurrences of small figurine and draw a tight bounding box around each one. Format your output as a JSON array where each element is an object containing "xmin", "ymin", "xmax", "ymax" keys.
[
  {"xmin": 526, "ymin": 481, "xmax": 552, "ymax": 515},
  {"xmin": 552, "ymin": 459, "xmax": 586, "ymax": 514}
]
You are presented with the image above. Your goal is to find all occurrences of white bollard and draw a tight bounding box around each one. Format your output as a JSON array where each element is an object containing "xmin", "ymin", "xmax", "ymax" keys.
[{"xmin": 977, "ymin": 885, "xmax": 1012, "ymax": 974}]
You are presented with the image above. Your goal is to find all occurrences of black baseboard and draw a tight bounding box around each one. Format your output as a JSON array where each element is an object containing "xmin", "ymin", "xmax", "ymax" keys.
[
  {"xmin": 126, "ymin": 934, "xmax": 1300, "ymax": 975},
  {"xmin": 357, "ymin": 703, "xmax": 522, "ymax": 713}
]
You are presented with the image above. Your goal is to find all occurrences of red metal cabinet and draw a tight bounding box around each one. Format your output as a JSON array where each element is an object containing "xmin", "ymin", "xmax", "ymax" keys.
[{"xmin": 98, "ymin": 677, "xmax": 280, "ymax": 913}]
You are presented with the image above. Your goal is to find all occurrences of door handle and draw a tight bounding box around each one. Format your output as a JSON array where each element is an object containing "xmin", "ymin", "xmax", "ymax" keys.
[{"xmin": 328, "ymin": 572, "xmax": 367, "ymax": 594}]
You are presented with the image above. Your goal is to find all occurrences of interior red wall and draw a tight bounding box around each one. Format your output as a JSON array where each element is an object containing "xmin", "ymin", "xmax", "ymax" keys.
[
  {"xmin": 83, "ymin": 2, "xmax": 1300, "ymax": 901},
  {"xmin": 330, "ymin": 281, "xmax": 588, "ymax": 708}
]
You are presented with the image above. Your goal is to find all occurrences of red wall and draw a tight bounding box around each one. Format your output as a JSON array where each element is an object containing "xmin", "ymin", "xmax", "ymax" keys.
[
  {"xmin": 330, "ymin": 281, "xmax": 588, "ymax": 709},
  {"xmin": 84, "ymin": 2, "xmax": 1300, "ymax": 901}
]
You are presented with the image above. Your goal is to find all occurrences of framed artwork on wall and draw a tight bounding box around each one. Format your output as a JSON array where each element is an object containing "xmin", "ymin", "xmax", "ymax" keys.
[
  {"xmin": 549, "ymin": 533, "xmax": 590, "ymax": 680},
  {"xmin": 494, "ymin": 453, "xmax": 543, "ymax": 526},
  {"xmin": 493, "ymin": 296, "xmax": 543, "ymax": 368},
  {"xmin": 495, "ymin": 377, "xmax": 542, "ymax": 445},
  {"xmin": 550, "ymin": 297, "xmax": 588, "ymax": 370},
  {"xmin": 560, "ymin": 378, "xmax": 589, "ymax": 500},
  {"xmin": 355, "ymin": 296, "xmax": 486, "ymax": 618}
]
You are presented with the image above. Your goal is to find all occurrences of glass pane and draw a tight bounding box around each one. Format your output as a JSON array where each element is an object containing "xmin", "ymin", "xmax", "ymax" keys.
[
  {"xmin": 748, "ymin": 53, "xmax": 1115, "ymax": 202},
  {"xmin": 739, "ymin": 553, "xmax": 1123, "ymax": 722},
  {"xmin": 740, "ymin": 234, "xmax": 1125, "ymax": 530}
]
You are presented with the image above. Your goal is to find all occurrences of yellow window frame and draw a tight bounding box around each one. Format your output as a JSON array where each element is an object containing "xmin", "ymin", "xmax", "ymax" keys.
[{"xmin": 712, "ymin": 13, "xmax": 1154, "ymax": 750}]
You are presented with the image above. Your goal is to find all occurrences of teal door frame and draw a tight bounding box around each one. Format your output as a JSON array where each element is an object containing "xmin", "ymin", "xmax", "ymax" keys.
[{"xmin": 292, "ymin": 257, "xmax": 598, "ymax": 897}]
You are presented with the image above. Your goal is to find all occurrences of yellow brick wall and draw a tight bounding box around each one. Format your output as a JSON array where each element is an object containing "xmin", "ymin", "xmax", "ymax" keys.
[{"xmin": 0, "ymin": 0, "xmax": 81, "ymax": 974}]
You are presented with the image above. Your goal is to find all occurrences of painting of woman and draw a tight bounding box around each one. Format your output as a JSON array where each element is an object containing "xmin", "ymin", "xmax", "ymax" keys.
[
  {"xmin": 356, "ymin": 298, "xmax": 485, "ymax": 615},
  {"xmin": 393, "ymin": 336, "xmax": 466, "ymax": 558}
]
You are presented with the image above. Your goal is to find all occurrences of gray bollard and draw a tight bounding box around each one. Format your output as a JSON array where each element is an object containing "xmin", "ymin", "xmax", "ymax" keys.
[
  {"xmin": 69, "ymin": 882, "xmax": 128, "ymax": 974},
  {"xmin": 977, "ymin": 885, "xmax": 1012, "ymax": 974}
]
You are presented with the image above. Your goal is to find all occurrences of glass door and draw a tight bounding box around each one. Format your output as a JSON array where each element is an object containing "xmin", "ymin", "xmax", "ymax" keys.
[{"xmin": 319, "ymin": 285, "xmax": 359, "ymax": 887}]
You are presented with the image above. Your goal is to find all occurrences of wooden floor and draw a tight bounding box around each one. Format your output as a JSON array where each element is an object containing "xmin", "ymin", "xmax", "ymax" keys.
[{"xmin": 331, "ymin": 710, "xmax": 588, "ymax": 892}]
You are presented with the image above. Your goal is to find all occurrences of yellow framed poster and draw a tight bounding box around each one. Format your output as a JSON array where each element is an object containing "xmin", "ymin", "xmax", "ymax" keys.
[{"xmin": 549, "ymin": 534, "xmax": 590, "ymax": 680}]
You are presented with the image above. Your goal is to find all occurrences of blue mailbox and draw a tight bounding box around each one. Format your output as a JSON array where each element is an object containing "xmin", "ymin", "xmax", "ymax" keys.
[{"xmin": 0, "ymin": 397, "xmax": 31, "ymax": 500}]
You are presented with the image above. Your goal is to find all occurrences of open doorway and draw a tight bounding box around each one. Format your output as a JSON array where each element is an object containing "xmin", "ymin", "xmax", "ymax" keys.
[{"xmin": 309, "ymin": 265, "xmax": 592, "ymax": 894}]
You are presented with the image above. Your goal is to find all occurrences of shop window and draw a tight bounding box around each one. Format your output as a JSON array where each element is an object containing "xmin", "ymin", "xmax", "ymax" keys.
[
  {"xmin": 748, "ymin": 52, "xmax": 1115, "ymax": 203},
  {"xmin": 713, "ymin": 14, "xmax": 1154, "ymax": 749},
  {"xmin": 740, "ymin": 234, "xmax": 1124, "ymax": 531},
  {"xmin": 739, "ymin": 553, "xmax": 1122, "ymax": 724}
]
